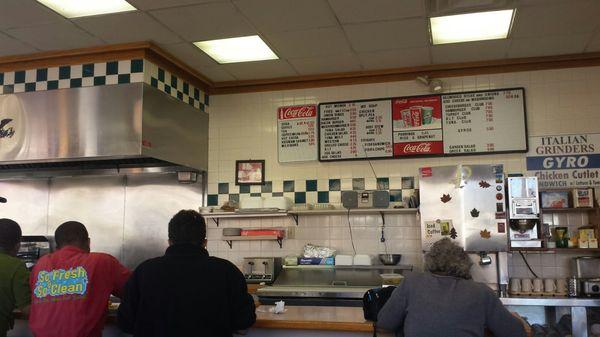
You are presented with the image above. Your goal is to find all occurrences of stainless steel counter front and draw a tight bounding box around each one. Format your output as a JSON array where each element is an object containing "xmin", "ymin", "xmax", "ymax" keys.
[
  {"xmin": 501, "ymin": 297, "xmax": 600, "ymax": 337},
  {"xmin": 501, "ymin": 297, "xmax": 600, "ymax": 307}
]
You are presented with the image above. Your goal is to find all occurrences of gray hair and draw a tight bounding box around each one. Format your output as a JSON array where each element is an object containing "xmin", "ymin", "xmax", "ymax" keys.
[{"xmin": 425, "ymin": 238, "xmax": 472, "ymax": 279}]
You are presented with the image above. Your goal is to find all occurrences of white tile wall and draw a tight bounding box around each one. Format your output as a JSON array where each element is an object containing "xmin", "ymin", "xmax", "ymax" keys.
[
  {"xmin": 208, "ymin": 213, "xmax": 423, "ymax": 271},
  {"xmin": 208, "ymin": 66, "xmax": 600, "ymax": 275}
]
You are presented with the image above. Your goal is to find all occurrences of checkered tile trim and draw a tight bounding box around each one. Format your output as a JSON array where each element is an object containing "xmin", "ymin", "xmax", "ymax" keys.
[
  {"xmin": 0, "ymin": 59, "xmax": 209, "ymax": 113},
  {"xmin": 144, "ymin": 61, "xmax": 208, "ymax": 112},
  {"xmin": 207, "ymin": 177, "xmax": 418, "ymax": 207},
  {"xmin": 0, "ymin": 59, "xmax": 144, "ymax": 95}
]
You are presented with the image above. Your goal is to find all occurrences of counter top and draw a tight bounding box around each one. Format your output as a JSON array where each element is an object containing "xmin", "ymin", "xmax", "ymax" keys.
[
  {"xmin": 14, "ymin": 306, "xmax": 372, "ymax": 333},
  {"xmin": 14, "ymin": 305, "xmax": 531, "ymax": 335},
  {"xmin": 501, "ymin": 296, "xmax": 600, "ymax": 307},
  {"xmin": 253, "ymin": 306, "xmax": 372, "ymax": 332}
]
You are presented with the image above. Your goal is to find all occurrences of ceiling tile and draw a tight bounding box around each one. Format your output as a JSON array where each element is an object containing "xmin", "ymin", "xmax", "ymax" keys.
[
  {"xmin": 195, "ymin": 66, "xmax": 236, "ymax": 82},
  {"xmin": 150, "ymin": 2, "xmax": 256, "ymax": 41},
  {"xmin": 508, "ymin": 34, "xmax": 591, "ymax": 58},
  {"xmin": 288, "ymin": 53, "xmax": 362, "ymax": 75},
  {"xmin": 328, "ymin": 0, "xmax": 424, "ymax": 24},
  {"xmin": 511, "ymin": 1, "xmax": 600, "ymax": 38},
  {"xmin": 587, "ymin": 33, "xmax": 600, "ymax": 52},
  {"xmin": 127, "ymin": 0, "xmax": 228, "ymax": 10},
  {"xmin": 0, "ymin": 32, "xmax": 38, "ymax": 57},
  {"xmin": 6, "ymin": 22, "xmax": 103, "ymax": 51},
  {"xmin": 431, "ymin": 40, "xmax": 509, "ymax": 64},
  {"xmin": 0, "ymin": 0, "xmax": 63, "ymax": 30},
  {"xmin": 357, "ymin": 47, "xmax": 430, "ymax": 70},
  {"xmin": 74, "ymin": 12, "xmax": 181, "ymax": 45},
  {"xmin": 233, "ymin": 0, "xmax": 338, "ymax": 33},
  {"xmin": 265, "ymin": 27, "xmax": 351, "ymax": 59},
  {"xmin": 159, "ymin": 42, "xmax": 218, "ymax": 68},
  {"xmin": 344, "ymin": 18, "xmax": 428, "ymax": 52},
  {"xmin": 223, "ymin": 60, "xmax": 298, "ymax": 80}
]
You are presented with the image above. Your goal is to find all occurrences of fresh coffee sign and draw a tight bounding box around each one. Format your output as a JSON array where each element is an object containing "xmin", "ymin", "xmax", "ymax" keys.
[
  {"xmin": 526, "ymin": 133, "xmax": 600, "ymax": 188},
  {"xmin": 277, "ymin": 104, "xmax": 318, "ymax": 163}
]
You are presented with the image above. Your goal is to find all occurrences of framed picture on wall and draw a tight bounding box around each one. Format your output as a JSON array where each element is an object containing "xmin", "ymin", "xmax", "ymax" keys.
[{"xmin": 235, "ymin": 160, "xmax": 265, "ymax": 185}]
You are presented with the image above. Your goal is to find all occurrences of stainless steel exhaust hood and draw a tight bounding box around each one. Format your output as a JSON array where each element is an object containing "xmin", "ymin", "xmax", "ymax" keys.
[{"xmin": 0, "ymin": 83, "xmax": 208, "ymax": 171}]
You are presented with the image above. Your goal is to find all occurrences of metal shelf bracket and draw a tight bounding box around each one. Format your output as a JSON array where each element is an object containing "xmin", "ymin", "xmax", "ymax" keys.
[
  {"xmin": 291, "ymin": 214, "xmax": 299, "ymax": 226},
  {"xmin": 226, "ymin": 240, "xmax": 233, "ymax": 249}
]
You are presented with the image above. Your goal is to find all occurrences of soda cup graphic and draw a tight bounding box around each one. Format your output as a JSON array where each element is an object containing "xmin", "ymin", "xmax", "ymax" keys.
[
  {"xmin": 422, "ymin": 106, "xmax": 434, "ymax": 125},
  {"xmin": 441, "ymin": 221, "xmax": 450, "ymax": 236},
  {"xmin": 401, "ymin": 109, "xmax": 412, "ymax": 128},
  {"xmin": 410, "ymin": 106, "xmax": 422, "ymax": 127}
]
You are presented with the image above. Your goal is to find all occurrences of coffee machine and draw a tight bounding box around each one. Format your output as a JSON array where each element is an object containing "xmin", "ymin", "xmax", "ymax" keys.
[{"xmin": 507, "ymin": 177, "xmax": 542, "ymax": 248}]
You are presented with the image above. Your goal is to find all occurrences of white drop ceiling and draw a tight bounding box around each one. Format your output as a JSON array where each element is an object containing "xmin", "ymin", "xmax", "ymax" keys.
[{"xmin": 0, "ymin": 0, "xmax": 599, "ymax": 82}]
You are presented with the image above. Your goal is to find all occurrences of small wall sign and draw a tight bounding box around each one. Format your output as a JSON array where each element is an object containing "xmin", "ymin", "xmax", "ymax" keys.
[{"xmin": 235, "ymin": 160, "xmax": 265, "ymax": 185}]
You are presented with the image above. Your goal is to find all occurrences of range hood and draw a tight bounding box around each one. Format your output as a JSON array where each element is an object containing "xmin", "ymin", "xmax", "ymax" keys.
[{"xmin": 0, "ymin": 83, "xmax": 208, "ymax": 172}]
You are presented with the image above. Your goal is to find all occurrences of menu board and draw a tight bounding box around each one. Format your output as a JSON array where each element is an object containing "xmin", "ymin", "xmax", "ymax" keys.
[
  {"xmin": 442, "ymin": 89, "xmax": 526, "ymax": 154},
  {"xmin": 319, "ymin": 88, "xmax": 527, "ymax": 161},
  {"xmin": 319, "ymin": 100, "xmax": 393, "ymax": 160},
  {"xmin": 278, "ymin": 105, "xmax": 318, "ymax": 162}
]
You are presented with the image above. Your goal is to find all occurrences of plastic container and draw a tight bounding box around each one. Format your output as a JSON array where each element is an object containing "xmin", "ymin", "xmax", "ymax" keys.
[{"xmin": 380, "ymin": 273, "xmax": 404, "ymax": 286}]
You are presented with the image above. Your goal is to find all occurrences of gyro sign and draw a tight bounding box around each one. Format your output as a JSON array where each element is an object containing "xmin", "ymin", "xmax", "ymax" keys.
[{"xmin": 526, "ymin": 133, "xmax": 600, "ymax": 188}]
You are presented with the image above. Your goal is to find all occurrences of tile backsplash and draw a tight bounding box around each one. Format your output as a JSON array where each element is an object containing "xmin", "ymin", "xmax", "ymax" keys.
[
  {"xmin": 207, "ymin": 65, "xmax": 600, "ymax": 276},
  {"xmin": 207, "ymin": 213, "xmax": 424, "ymax": 271},
  {"xmin": 207, "ymin": 176, "xmax": 417, "ymax": 206}
]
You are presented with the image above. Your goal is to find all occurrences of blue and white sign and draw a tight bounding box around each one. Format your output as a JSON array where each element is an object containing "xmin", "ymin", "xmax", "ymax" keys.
[{"xmin": 526, "ymin": 133, "xmax": 600, "ymax": 188}]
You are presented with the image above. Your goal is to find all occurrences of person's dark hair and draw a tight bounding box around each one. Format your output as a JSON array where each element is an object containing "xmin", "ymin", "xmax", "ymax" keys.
[
  {"xmin": 55, "ymin": 221, "xmax": 89, "ymax": 249},
  {"xmin": 0, "ymin": 218, "xmax": 22, "ymax": 253},
  {"xmin": 425, "ymin": 238, "xmax": 473, "ymax": 279},
  {"xmin": 168, "ymin": 210, "xmax": 206, "ymax": 245}
]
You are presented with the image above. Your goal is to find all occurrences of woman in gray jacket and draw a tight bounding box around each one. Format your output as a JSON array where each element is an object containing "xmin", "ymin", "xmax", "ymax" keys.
[{"xmin": 377, "ymin": 238, "xmax": 527, "ymax": 337}]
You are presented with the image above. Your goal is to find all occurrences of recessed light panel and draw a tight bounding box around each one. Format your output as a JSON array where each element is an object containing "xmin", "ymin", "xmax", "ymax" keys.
[
  {"xmin": 37, "ymin": 0, "xmax": 136, "ymax": 18},
  {"xmin": 430, "ymin": 9, "xmax": 515, "ymax": 45},
  {"xmin": 194, "ymin": 35, "xmax": 278, "ymax": 64}
]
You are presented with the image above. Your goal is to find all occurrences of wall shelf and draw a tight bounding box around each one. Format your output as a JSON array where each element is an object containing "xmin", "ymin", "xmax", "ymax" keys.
[
  {"xmin": 221, "ymin": 235, "xmax": 284, "ymax": 249},
  {"xmin": 203, "ymin": 211, "xmax": 289, "ymax": 226},
  {"xmin": 202, "ymin": 208, "xmax": 419, "ymax": 226},
  {"xmin": 289, "ymin": 208, "xmax": 419, "ymax": 216},
  {"xmin": 510, "ymin": 248, "xmax": 600, "ymax": 253},
  {"xmin": 282, "ymin": 264, "xmax": 413, "ymax": 271},
  {"xmin": 541, "ymin": 208, "xmax": 599, "ymax": 213}
]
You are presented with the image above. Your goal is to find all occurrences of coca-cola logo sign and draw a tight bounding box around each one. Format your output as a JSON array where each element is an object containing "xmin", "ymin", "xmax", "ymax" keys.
[
  {"xmin": 403, "ymin": 142, "xmax": 432, "ymax": 153},
  {"xmin": 278, "ymin": 105, "xmax": 317, "ymax": 120}
]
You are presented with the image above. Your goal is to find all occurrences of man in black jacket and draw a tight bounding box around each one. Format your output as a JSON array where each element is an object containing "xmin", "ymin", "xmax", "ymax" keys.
[{"xmin": 117, "ymin": 210, "xmax": 256, "ymax": 337}]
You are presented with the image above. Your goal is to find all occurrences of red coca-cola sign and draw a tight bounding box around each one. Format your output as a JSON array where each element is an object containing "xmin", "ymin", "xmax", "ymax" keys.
[
  {"xmin": 420, "ymin": 167, "xmax": 433, "ymax": 177},
  {"xmin": 394, "ymin": 141, "xmax": 443, "ymax": 156},
  {"xmin": 403, "ymin": 142, "xmax": 431, "ymax": 153},
  {"xmin": 278, "ymin": 105, "xmax": 317, "ymax": 120}
]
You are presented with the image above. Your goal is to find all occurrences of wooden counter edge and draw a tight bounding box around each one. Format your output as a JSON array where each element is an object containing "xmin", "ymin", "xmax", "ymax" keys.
[
  {"xmin": 253, "ymin": 319, "xmax": 373, "ymax": 332},
  {"xmin": 14, "ymin": 309, "xmax": 531, "ymax": 336}
]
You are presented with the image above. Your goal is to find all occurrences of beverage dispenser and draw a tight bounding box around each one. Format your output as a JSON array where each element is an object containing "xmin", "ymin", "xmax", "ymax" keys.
[{"xmin": 507, "ymin": 177, "xmax": 542, "ymax": 248}]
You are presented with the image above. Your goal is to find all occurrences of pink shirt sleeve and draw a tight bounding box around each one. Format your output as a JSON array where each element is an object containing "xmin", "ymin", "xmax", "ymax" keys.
[{"xmin": 109, "ymin": 257, "xmax": 132, "ymax": 298}]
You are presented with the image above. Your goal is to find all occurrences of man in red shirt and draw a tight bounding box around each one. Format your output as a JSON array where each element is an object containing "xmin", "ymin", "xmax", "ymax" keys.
[{"xmin": 29, "ymin": 221, "xmax": 131, "ymax": 337}]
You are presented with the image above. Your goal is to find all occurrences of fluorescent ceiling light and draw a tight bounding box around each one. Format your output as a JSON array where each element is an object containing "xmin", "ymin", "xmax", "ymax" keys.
[
  {"xmin": 37, "ymin": 0, "xmax": 136, "ymax": 18},
  {"xmin": 430, "ymin": 9, "xmax": 515, "ymax": 45},
  {"xmin": 194, "ymin": 35, "xmax": 278, "ymax": 64}
]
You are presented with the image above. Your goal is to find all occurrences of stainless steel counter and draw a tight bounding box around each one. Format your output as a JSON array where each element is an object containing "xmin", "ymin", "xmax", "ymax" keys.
[{"xmin": 501, "ymin": 297, "xmax": 600, "ymax": 337}]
